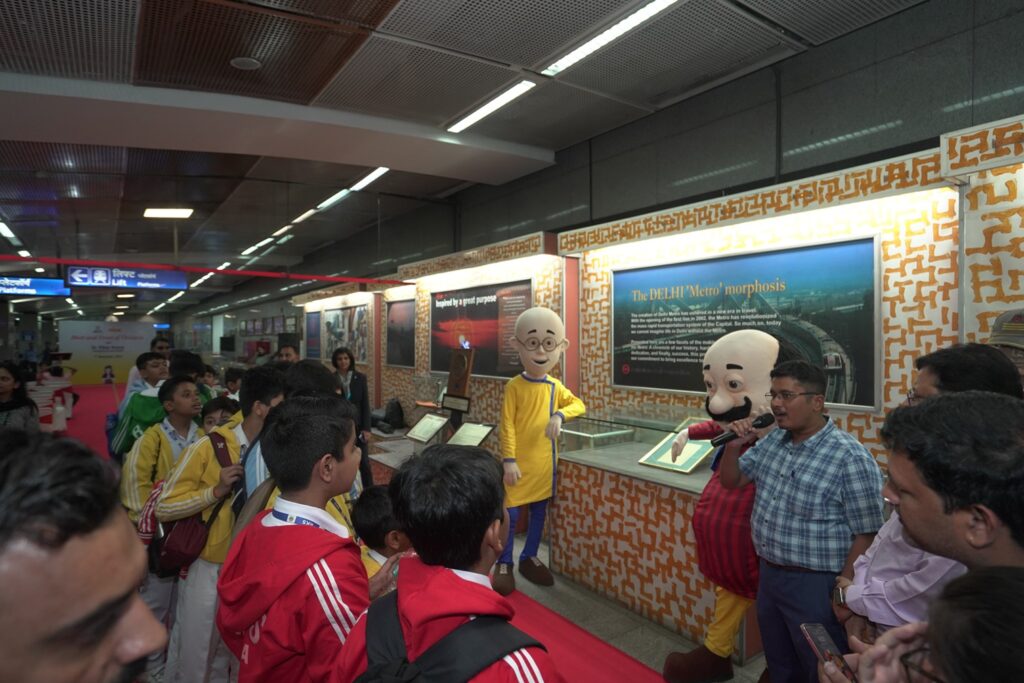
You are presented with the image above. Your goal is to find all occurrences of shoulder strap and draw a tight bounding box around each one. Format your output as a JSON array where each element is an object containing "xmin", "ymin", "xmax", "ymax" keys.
[
  {"xmin": 355, "ymin": 591, "xmax": 414, "ymax": 683},
  {"xmin": 413, "ymin": 615, "xmax": 544, "ymax": 682},
  {"xmin": 208, "ymin": 431, "xmax": 233, "ymax": 468}
]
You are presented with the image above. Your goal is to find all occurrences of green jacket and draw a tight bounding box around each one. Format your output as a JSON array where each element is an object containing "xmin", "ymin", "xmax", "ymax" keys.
[{"xmin": 111, "ymin": 389, "xmax": 166, "ymax": 456}]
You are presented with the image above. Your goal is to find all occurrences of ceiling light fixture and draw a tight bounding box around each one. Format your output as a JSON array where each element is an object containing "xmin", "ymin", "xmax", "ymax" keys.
[
  {"xmin": 316, "ymin": 189, "xmax": 350, "ymax": 211},
  {"xmin": 272, "ymin": 225, "xmax": 292, "ymax": 237},
  {"xmin": 34, "ymin": 267, "xmax": 44, "ymax": 273},
  {"xmin": 76, "ymin": 309, "xmax": 84, "ymax": 316},
  {"xmin": 230, "ymin": 56, "xmax": 263, "ymax": 71},
  {"xmin": 542, "ymin": 0, "xmax": 678, "ymax": 76},
  {"xmin": 113, "ymin": 311, "xmax": 125, "ymax": 316},
  {"xmin": 350, "ymin": 167, "xmax": 390, "ymax": 192},
  {"xmin": 447, "ymin": 80, "xmax": 536, "ymax": 133},
  {"xmin": 292, "ymin": 209, "xmax": 316, "ymax": 224},
  {"xmin": 241, "ymin": 237, "xmax": 274, "ymax": 256},
  {"xmin": 278, "ymin": 234, "xmax": 294, "ymax": 244},
  {"xmin": 65, "ymin": 297, "xmax": 75, "ymax": 305},
  {"xmin": 144, "ymin": 208, "xmax": 194, "ymax": 219},
  {"xmin": 115, "ymin": 305, "xmax": 129, "ymax": 310},
  {"xmin": 216, "ymin": 262, "xmax": 231, "ymax": 270},
  {"xmin": 17, "ymin": 250, "xmax": 31, "ymax": 258},
  {"xmin": 116, "ymin": 293, "xmax": 135, "ymax": 299},
  {"xmin": 167, "ymin": 292, "xmax": 184, "ymax": 303},
  {"xmin": 0, "ymin": 223, "xmax": 16, "ymax": 240}
]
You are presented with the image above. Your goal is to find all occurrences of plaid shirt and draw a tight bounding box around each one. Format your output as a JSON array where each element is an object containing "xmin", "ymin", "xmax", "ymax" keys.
[{"xmin": 739, "ymin": 418, "xmax": 884, "ymax": 572}]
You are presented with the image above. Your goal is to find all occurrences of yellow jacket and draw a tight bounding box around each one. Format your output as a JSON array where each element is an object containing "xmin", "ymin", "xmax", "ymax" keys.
[
  {"xmin": 360, "ymin": 546, "xmax": 383, "ymax": 577},
  {"xmin": 500, "ymin": 374, "xmax": 585, "ymax": 506},
  {"xmin": 156, "ymin": 424, "xmax": 242, "ymax": 564},
  {"xmin": 120, "ymin": 421, "xmax": 204, "ymax": 523}
]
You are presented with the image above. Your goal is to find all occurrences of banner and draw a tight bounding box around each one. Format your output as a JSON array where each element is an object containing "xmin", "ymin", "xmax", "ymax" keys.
[
  {"xmin": 430, "ymin": 281, "xmax": 532, "ymax": 377},
  {"xmin": 612, "ymin": 237, "xmax": 878, "ymax": 408},
  {"xmin": 305, "ymin": 312, "xmax": 321, "ymax": 360},
  {"xmin": 386, "ymin": 300, "xmax": 416, "ymax": 368},
  {"xmin": 58, "ymin": 321, "xmax": 154, "ymax": 385}
]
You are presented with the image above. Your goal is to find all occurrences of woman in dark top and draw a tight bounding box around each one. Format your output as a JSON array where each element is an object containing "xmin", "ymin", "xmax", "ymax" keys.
[
  {"xmin": 331, "ymin": 347, "xmax": 373, "ymax": 487},
  {"xmin": 0, "ymin": 360, "xmax": 38, "ymax": 433}
]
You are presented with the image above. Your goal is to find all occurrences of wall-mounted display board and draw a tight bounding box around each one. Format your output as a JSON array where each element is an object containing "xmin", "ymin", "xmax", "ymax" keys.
[
  {"xmin": 305, "ymin": 312, "xmax": 321, "ymax": 360},
  {"xmin": 612, "ymin": 236, "xmax": 879, "ymax": 409},
  {"xmin": 386, "ymin": 300, "xmax": 416, "ymax": 368},
  {"xmin": 324, "ymin": 305, "xmax": 369, "ymax": 363},
  {"xmin": 429, "ymin": 280, "xmax": 532, "ymax": 378}
]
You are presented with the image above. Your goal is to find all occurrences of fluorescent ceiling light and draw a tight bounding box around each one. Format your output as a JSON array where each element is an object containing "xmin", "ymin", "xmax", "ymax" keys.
[
  {"xmin": 17, "ymin": 250, "xmax": 30, "ymax": 258},
  {"xmin": 76, "ymin": 309, "xmax": 84, "ymax": 316},
  {"xmin": 113, "ymin": 311, "xmax": 125, "ymax": 316},
  {"xmin": 115, "ymin": 305, "xmax": 129, "ymax": 310},
  {"xmin": 541, "ymin": 0, "xmax": 679, "ymax": 76},
  {"xmin": 116, "ymin": 293, "xmax": 135, "ymax": 299},
  {"xmin": 167, "ymin": 292, "xmax": 184, "ymax": 302},
  {"xmin": 278, "ymin": 234, "xmax": 294, "ymax": 244},
  {"xmin": 216, "ymin": 262, "xmax": 231, "ymax": 270},
  {"xmin": 350, "ymin": 167, "xmax": 389, "ymax": 192},
  {"xmin": 0, "ymin": 223, "xmax": 14, "ymax": 239},
  {"xmin": 292, "ymin": 209, "xmax": 316, "ymax": 224},
  {"xmin": 447, "ymin": 81, "xmax": 536, "ymax": 133},
  {"xmin": 241, "ymin": 244, "xmax": 260, "ymax": 256},
  {"xmin": 316, "ymin": 189, "xmax": 350, "ymax": 211},
  {"xmin": 34, "ymin": 267, "xmax": 44, "ymax": 273},
  {"xmin": 144, "ymin": 208, "xmax": 194, "ymax": 219},
  {"xmin": 272, "ymin": 225, "xmax": 292, "ymax": 237},
  {"xmin": 65, "ymin": 297, "xmax": 75, "ymax": 305}
]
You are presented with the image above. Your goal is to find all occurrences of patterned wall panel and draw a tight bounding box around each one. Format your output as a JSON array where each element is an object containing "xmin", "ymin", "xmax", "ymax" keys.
[
  {"xmin": 942, "ymin": 114, "xmax": 1024, "ymax": 177},
  {"xmin": 963, "ymin": 163, "xmax": 1024, "ymax": 341},
  {"xmin": 397, "ymin": 233, "xmax": 551, "ymax": 280}
]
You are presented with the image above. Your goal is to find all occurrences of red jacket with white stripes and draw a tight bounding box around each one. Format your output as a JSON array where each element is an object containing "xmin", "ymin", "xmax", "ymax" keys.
[
  {"xmin": 217, "ymin": 510, "xmax": 369, "ymax": 683},
  {"xmin": 333, "ymin": 556, "xmax": 563, "ymax": 683}
]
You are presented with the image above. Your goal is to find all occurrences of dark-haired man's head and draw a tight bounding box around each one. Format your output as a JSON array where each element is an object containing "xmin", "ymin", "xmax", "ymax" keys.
[
  {"xmin": 168, "ymin": 350, "xmax": 205, "ymax": 382},
  {"xmin": 768, "ymin": 360, "xmax": 827, "ymax": 436},
  {"xmin": 0, "ymin": 432, "xmax": 166, "ymax": 682},
  {"xmin": 238, "ymin": 366, "xmax": 286, "ymax": 420},
  {"xmin": 352, "ymin": 485, "xmax": 410, "ymax": 558},
  {"xmin": 135, "ymin": 352, "xmax": 168, "ymax": 386},
  {"xmin": 224, "ymin": 367, "xmax": 244, "ymax": 395},
  {"xmin": 201, "ymin": 396, "xmax": 239, "ymax": 433},
  {"xmin": 262, "ymin": 395, "xmax": 358, "ymax": 500},
  {"xmin": 913, "ymin": 343, "xmax": 1024, "ymax": 402},
  {"xmin": 285, "ymin": 359, "xmax": 341, "ymax": 397},
  {"xmin": 150, "ymin": 336, "xmax": 172, "ymax": 358},
  {"xmin": 158, "ymin": 376, "xmax": 201, "ymax": 422},
  {"xmin": 881, "ymin": 391, "xmax": 1024, "ymax": 569},
  {"xmin": 389, "ymin": 445, "xmax": 506, "ymax": 572},
  {"xmin": 277, "ymin": 344, "xmax": 299, "ymax": 363}
]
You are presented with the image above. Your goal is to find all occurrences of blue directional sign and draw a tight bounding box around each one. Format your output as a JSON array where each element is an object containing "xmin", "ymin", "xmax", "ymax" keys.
[
  {"xmin": 66, "ymin": 266, "xmax": 188, "ymax": 291},
  {"xmin": 0, "ymin": 277, "xmax": 71, "ymax": 297}
]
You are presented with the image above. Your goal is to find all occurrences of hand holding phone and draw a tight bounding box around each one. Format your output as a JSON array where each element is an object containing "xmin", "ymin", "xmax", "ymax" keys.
[{"xmin": 801, "ymin": 623, "xmax": 858, "ymax": 682}]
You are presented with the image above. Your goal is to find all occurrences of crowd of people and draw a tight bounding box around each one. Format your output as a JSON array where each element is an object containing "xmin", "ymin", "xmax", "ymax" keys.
[{"xmin": 0, "ymin": 332, "xmax": 1022, "ymax": 683}]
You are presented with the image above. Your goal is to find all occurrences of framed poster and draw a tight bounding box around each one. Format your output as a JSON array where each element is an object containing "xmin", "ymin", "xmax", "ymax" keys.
[
  {"xmin": 611, "ymin": 236, "xmax": 879, "ymax": 409},
  {"xmin": 273, "ymin": 316, "xmax": 284, "ymax": 334},
  {"xmin": 285, "ymin": 316, "xmax": 298, "ymax": 333},
  {"xmin": 252, "ymin": 318, "xmax": 263, "ymax": 335},
  {"xmin": 386, "ymin": 300, "xmax": 416, "ymax": 368},
  {"xmin": 406, "ymin": 413, "xmax": 448, "ymax": 444},
  {"xmin": 305, "ymin": 311, "xmax": 322, "ymax": 360},
  {"xmin": 429, "ymin": 280, "xmax": 532, "ymax": 378},
  {"xmin": 637, "ymin": 417, "xmax": 717, "ymax": 474},
  {"xmin": 263, "ymin": 318, "xmax": 273, "ymax": 335},
  {"xmin": 324, "ymin": 305, "xmax": 369, "ymax": 363},
  {"xmin": 240, "ymin": 320, "xmax": 249, "ymax": 336}
]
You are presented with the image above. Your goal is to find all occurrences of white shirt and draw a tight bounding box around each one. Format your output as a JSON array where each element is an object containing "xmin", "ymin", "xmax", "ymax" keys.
[
  {"xmin": 262, "ymin": 497, "xmax": 351, "ymax": 539},
  {"xmin": 367, "ymin": 547, "xmax": 389, "ymax": 568},
  {"xmin": 451, "ymin": 568, "xmax": 494, "ymax": 591}
]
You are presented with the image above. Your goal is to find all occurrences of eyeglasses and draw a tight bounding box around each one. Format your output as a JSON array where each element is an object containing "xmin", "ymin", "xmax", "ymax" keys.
[
  {"xmin": 900, "ymin": 647, "xmax": 945, "ymax": 682},
  {"xmin": 516, "ymin": 336, "xmax": 563, "ymax": 352},
  {"xmin": 765, "ymin": 391, "xmax": 818, "ymax": 402}
]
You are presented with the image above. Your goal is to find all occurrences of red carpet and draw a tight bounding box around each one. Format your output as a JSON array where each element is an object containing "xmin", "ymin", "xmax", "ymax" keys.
[
  {"xmin": 64, "ymin": 383, "xmax": 122, "ymax": 458},
  {"xmin": 507, "ymin": 591, "xmax": 664, "ymax": 683}
]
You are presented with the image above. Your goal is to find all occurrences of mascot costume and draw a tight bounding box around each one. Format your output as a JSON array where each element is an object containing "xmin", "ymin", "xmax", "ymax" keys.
[
  {"xmin": 663, "ymin": 329, "xmax": 792, "ymax": 683},
  {"xmin": 492, "ymin": 307, "xmax": 585, "ymax": 596}
]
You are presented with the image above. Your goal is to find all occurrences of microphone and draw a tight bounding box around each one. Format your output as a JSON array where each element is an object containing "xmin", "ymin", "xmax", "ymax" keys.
[{"xmin": 710, "ymin": 413, "xmax": 775, "ymax": 447}]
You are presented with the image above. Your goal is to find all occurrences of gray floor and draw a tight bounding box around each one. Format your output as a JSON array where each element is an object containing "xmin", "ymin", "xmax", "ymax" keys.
[{"xmin": 511, "ymin": 539, "xmax": 768, "ymax": 682}]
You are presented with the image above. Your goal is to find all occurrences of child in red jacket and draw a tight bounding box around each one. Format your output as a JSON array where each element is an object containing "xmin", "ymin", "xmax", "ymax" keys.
[
  {"xmin": 334, "ymin": 445, "xmax": 563, "ymax": 683},
  {"xmin": 217, "ymin": 395, "xmax": 380, "ymax": 683}
]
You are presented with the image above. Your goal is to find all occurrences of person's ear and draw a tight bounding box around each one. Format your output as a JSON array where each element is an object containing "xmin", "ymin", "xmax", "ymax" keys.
[
  {"xmin": 963, "ymin": 504, "xmax": 1000, "ymax": 550},
  {"xmin": 315, "ymin": 452, "xmax": 335, "ymax": 484},
  {"xmin": 384, "ymin": 529, "xmax": 403, "ymax": 552},
  {"xmin": 560, "ymin": 338, "xmax": 570, "ymax": 351},
  {"xmin": 483, "ymin": 518, "xmax": 503, "ymax": 556},
  {"xmin": 509, "ymin": 335, "xmax": 522, "ymax": 349}
]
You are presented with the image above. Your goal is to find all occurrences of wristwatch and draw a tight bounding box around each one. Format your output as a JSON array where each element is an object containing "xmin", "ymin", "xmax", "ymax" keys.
[{"xmin": 832, "ymin": 585, "xmax": 847, "ymax": 607}]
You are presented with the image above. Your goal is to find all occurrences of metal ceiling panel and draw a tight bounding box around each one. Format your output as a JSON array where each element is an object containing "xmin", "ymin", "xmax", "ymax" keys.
[
  {"xmin": 369, "ymin": 170, "xmax": 465, "ymax": 199},
  {"xmin": 0, "ymin": 174, "xmax": 124, "ymax": 202},
  {"xmin": 0, "ymin": 142, "xmax": 127, "ymax": 174},
  {"xmin": 734, "ymin": 0, "xmax": 927, "ymax": 46},
  {"xmin": 314, "ymin": 35, "xmax": 519, "ymax": 125},
  {"xmin": 380, "ymin": 0, "xmax": 638, "ymax": 68},
  {"xmin": 467, "ymin": 81, "xmax": 649, "ymax": 150},
  {"xmin": 559, "ymin": 0, "xmax": 798, "ymax": 108},
  {"xmin": 135, "ymin": 0, "xmax": 368, "ymax": 103},
  {"xmin": 0, "ymin": 0, "xmax": 136, "ymax": 82},
  {"xmin": 246, "ymin": 0, "xmax": 399, "ymax": 25},
  {"xmin": 127, "ymin": 149, "xmax": 259, "ymax": 177},
  {"xmin": 246, "ymin": 157, "xmax": 367, "ymax": 187}
]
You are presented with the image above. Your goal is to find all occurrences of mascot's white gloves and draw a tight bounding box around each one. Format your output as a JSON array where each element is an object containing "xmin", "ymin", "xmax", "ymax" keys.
[
  {"xmin": 671, "ymin": 430, "xmax": 690, "ymax": 462},
  {"xmin": 503, "ymin": 461, "xmax": 522, "ymax": 486},
  {"xmin": 545, "ymin": 413, "xmax": 564, "ymax": 440}
]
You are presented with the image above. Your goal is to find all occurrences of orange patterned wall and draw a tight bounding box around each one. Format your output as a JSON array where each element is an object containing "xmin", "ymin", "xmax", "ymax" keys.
[{"xmin": 942, "ymin": 115, "xmax": 1024, "ymax": 176}]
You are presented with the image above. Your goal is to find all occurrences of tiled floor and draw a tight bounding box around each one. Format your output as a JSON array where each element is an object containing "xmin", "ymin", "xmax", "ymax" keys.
[{"xmin": 513, "ymin": 540, "xmax": 768, "ymax": 683}]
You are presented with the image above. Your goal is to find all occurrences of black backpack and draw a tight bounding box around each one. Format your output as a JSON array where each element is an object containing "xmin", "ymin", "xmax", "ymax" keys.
[
  {"xmin": 354, "ymin": 591, "xmax": 544, "ymax": 683},
  {"xmin": 384, "ymin": 398, "xmax": 405, "ymax": 429}
]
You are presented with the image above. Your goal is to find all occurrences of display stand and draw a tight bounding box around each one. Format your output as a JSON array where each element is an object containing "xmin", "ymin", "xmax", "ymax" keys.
[
  {"xmin": 405, "ymin": 412, "xmax": 449, "ymax": 455},
  {"xmin": 446, "ymin": 422, "xmax": 495, "ymax": 447}
]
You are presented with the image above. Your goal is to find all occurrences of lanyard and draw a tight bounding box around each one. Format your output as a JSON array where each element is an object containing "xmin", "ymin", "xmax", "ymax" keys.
[{"xmin": 271, "ymin": 509, "xmax": 321, "ymax": 528}]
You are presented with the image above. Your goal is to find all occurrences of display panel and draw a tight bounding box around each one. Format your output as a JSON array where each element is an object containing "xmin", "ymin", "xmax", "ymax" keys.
[
  {"xmin": 386, "ymin": 300, "xmax": 416, "ymax": 368},
  {"xmin": 612, "ymin": 236, "xmax": 878, "ymax": 408},
  {"xmin": 323, "ymin": 305, "xmax": 369, "ymax": 363},
  {"xmin": 305, "ymin": 312, "xmax": 321, "ymax": 360},
  {"xmin": 429, "ymin": 280, "xmax": 532, "ymax": 377},
  {"xmin": 406, "ymin": 412, "xmax": 449, "ymax": 443},
  {"xmin": 637, "ymin": 417, "xmax": 717, "ymax": 474},
  {"xmin": 447, "ymin": 422, "xmax": 495, "ymax": 447}
]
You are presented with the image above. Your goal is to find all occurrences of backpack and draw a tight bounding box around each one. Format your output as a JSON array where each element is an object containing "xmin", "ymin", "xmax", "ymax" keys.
[
  {"xmin": 384, "ymin": 399, "xmax": 405, "ymax": 430},
  {"xmin": 355, "ymin": 590, "xmax": 544, "ymax": 683}
]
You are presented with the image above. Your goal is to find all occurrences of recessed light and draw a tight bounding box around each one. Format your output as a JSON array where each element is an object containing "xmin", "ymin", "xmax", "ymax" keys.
[
  {"xmin": 115, "ymin": 305, "xmax": 130, "ymax": 309},
  {"xmin": 113, "ymin": 311, "xmax": 125, "ymax": 316},
  {"xmin": 230, "ymin": 56, "xmax": 262, "ymax": 71},
  {"xmin": 116, "ymin": 293, "xmax": 135, "ymax": 299},
  {"xmin": 144, "ymin": 208, "xmax": 194, "ymax": 219},
  {"xmin": 34, "ymin": 267, "xmax": 44, "ymax": 273}
]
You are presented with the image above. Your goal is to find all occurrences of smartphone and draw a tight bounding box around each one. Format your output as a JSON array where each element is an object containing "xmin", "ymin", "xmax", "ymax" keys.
[{"xmin": 800, "ymin": 623, "xmax": 858, "ymax": 682}]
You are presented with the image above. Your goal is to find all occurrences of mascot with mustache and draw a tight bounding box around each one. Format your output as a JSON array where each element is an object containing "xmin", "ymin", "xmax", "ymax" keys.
[{"xmin": 663, "ymin": 329, "xmax": 796, "ymax": 683}]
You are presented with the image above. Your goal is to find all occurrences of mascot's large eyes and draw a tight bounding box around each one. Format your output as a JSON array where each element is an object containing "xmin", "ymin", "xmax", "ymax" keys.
[{"xmin": 727, "ymin": 379, "xmax": 743, "ymax": 390}]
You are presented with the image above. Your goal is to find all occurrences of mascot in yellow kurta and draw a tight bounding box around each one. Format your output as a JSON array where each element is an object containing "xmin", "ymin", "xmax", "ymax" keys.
[{"xmin": 492, "ymin": 307, "xmax": 585, "ymax": 596}]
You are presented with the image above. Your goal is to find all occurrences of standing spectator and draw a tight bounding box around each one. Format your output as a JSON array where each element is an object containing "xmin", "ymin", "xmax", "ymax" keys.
[
  {"xmin": 720, "ymin": 360, "xmax": 884, "ymax": 683},
  {"xmin": 331, "ymin": 347, "xmax": 372, "ymax": 488},
  {"xmin": 276, "ymin": 343, "xmax": 300, "ymax": 363},
  {"xmin": 988, "ymin": 308, "xmax": 1024, "ymax": 386},
  {"xmin": 125, "ymin": 336, "xmax": 173, "ymax": 396},
  {"xmin": 225, "ymin": 367, "xmax": 244, "ymax": 401},
  {"xmin": 0, "ymin": 360, "xmax": 38, "ymax": 433},
  {"xmin": 118, "ymin": 351, "xmax": 169, "ymax": 416}
]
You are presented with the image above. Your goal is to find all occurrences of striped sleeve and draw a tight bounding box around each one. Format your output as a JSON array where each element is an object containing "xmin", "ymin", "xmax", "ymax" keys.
[
  {"xmin": 496, "ymin": 647, "xmax": 565, "ymax": 683},
  {"xmin": 156, "ymin": 436, "xmax": 219, "ymax": 522},
  {"xmin": 120, "ymin": 427, "xmax": 161, "ymax": 523},
  {"xmin": 304, "ymin": 553, "xmax": 370, "ymax": 683}
]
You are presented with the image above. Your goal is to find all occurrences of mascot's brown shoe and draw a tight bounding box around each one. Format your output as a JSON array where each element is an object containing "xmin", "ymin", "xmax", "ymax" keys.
[
  {"xmin": 518, "ymin": 557, "xmax": 555, "ymax": 586},
  {"xmin": 662, "ymin": 646, "xmax": 733, "ymax": 683},
  {"xmin": 756, "ymin": 668, "xmax": 771, "ymax": 683},
  {"xmin": 492, "ymin": 562, "xmax": 515, "ymax": 596}
]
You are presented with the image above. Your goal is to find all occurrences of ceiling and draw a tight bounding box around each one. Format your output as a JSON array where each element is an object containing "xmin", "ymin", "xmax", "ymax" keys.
[{"xmin": 0, "ymin": 0, "xmax": 926, "ymax": 319}]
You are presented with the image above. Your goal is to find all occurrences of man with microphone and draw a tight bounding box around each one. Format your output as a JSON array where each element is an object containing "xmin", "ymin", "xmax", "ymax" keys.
[{"xmin": 719, "ymin": 360, "xmax": 884, "ymax": 683}]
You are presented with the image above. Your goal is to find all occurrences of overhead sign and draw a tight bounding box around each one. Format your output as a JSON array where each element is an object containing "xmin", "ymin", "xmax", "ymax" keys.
[
  {"xmin": 0, "ymin": 277, "xmax": 71, "ymax": 297},
  {"xmin": 66, "ymin": 266, "xmax": 188, "ymax": 290}
]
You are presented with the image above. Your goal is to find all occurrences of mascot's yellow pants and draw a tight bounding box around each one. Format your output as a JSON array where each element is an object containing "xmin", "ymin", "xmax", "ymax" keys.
[{"xmin": 705, "ymin": 585, "xmax": 755, "ymax": 658}]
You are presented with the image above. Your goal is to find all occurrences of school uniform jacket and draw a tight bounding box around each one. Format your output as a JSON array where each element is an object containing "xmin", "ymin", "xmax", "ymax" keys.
[
  {"xmin": 120, "ymin": 421, "xmax": 204, "ymax": 523},
  {"xmin": 333, "ymin": 556, "xmax": 564, "ymax": 683},
  {"xmin": 217, "ymin": 506, "xmax": 369, "ymax": 683}
]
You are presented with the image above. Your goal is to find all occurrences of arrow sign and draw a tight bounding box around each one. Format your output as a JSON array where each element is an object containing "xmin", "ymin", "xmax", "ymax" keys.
[{"xmin": 68, "ymin": 267, "xmax": 91, "ymax": 285}]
